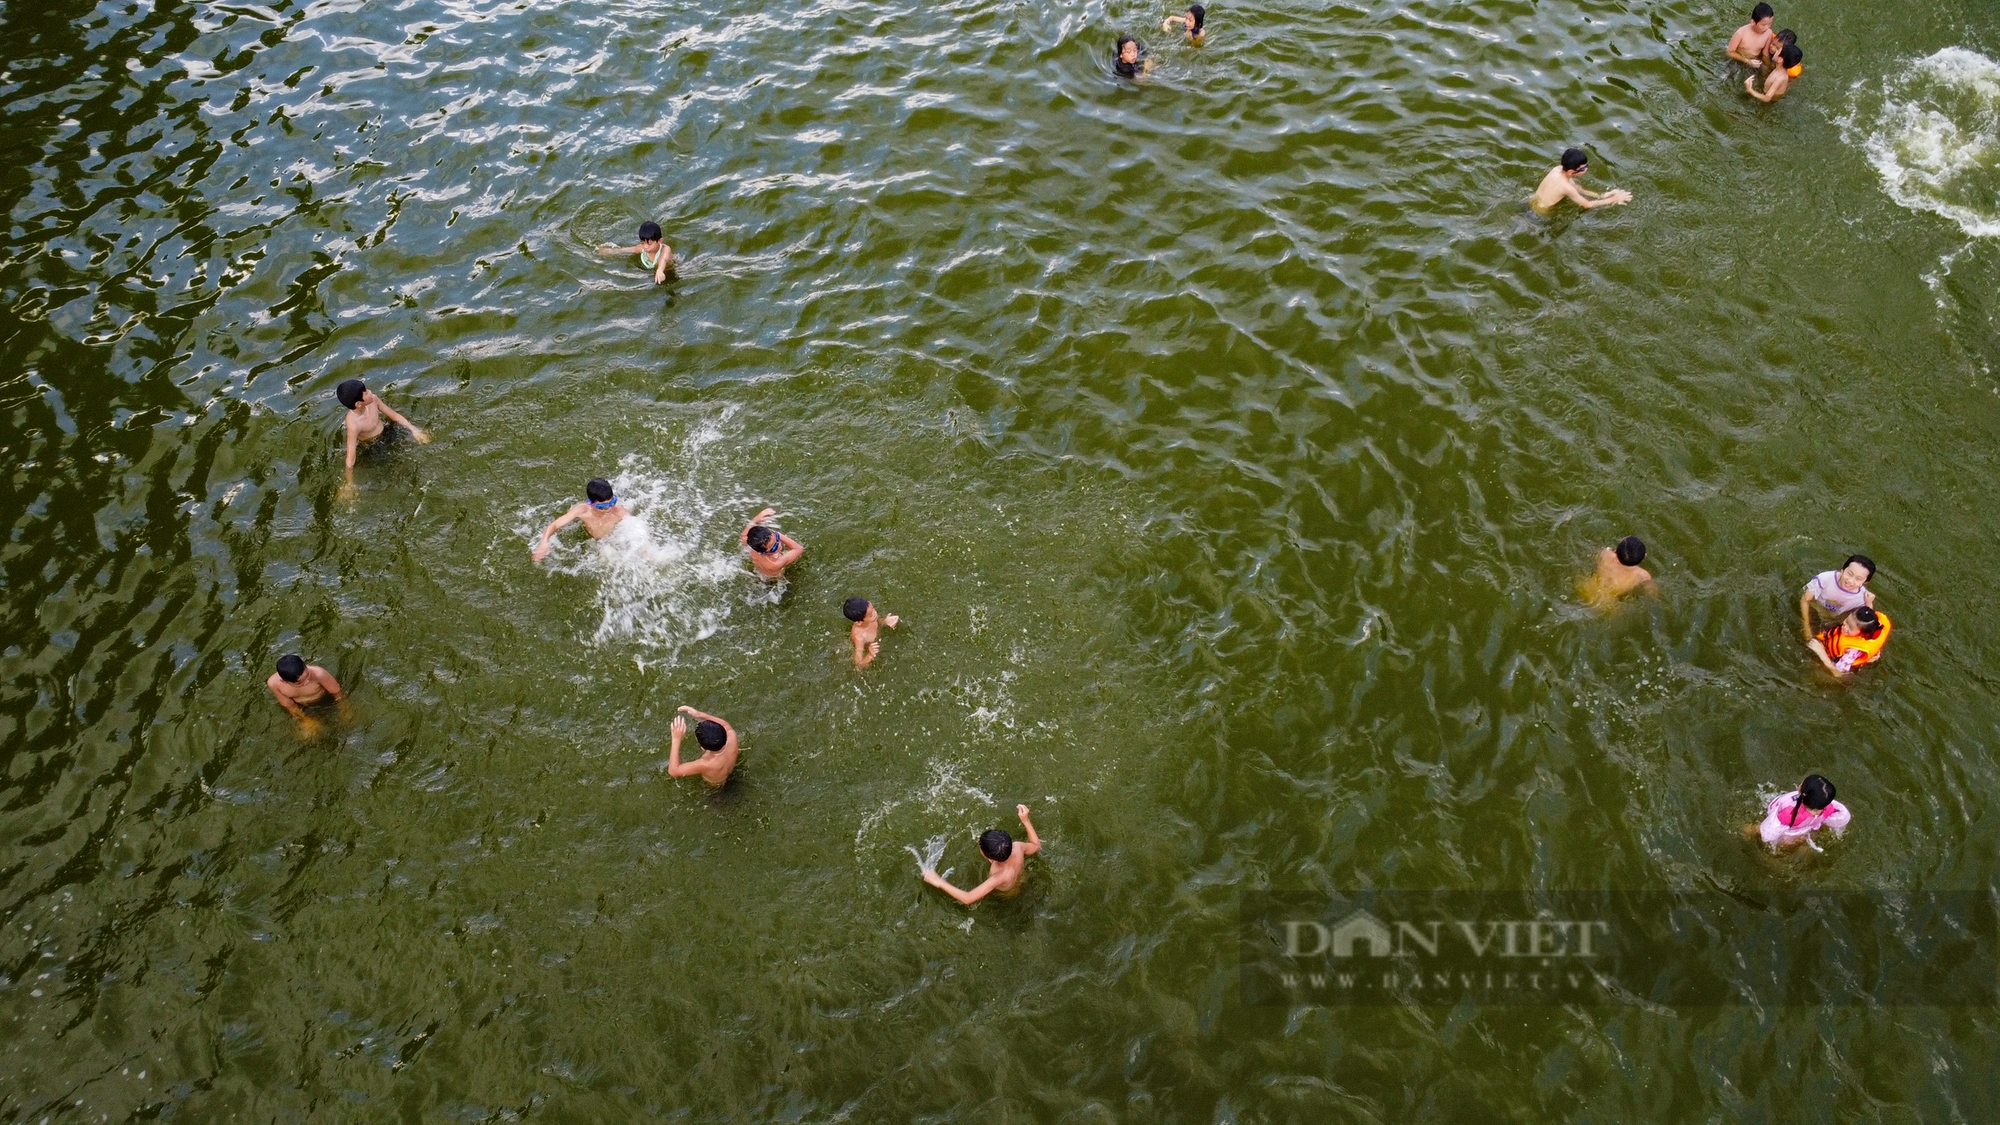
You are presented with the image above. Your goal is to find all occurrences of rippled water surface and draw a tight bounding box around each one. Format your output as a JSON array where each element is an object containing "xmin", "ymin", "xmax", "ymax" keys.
[{"xmin": 7, "ymin": 0, "xmax": 2000, "ymax": 1119}]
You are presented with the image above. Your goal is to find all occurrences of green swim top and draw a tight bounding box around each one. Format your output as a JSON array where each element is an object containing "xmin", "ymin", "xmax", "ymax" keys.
[{"xmin": 640, "ymin": 245, "xmax": 663, "ymax": 269}]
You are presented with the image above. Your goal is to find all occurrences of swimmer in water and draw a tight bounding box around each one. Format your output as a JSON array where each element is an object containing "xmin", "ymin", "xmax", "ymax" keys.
[
  {"xmin": 337, "ymin": 378, "xmax": 430, "ymax": 496},
  {"xmin": 1113, "ymin": 36, "xmax": 1152, "ymax": 79},
  {"xmin": 741, "ymin": 507, "xmax": 804, "ymax": 579},
  {"xmin": 1808, "ymin": 605, "xmax": 1891, "ymax": 677},
  {"xmin": 1798, "ymin": 554, "xmax": 1876, "ymax": 639},
  {"xmin": 267, "ymin": 653, "xmax": 344, "ymax": 734},
  {"xmin": 844, "ymin": 596, "xmax": 901, "ymax": 668},
  {"xmin": 598, "ymin": 220, "xmax": 673, "ymax": 285},
  {"xmin": 1744, "ymin": 773, "xmax": 1849, "ymax": 849},
  {"xmin": 667, "ymin": 705, "xmax": 740, "ymax": 788},
  {"xmin": 531, "ymin": 478, "xmax": 629, "ymax": 560},
  {"xmin": 1530, "ymin": 148, "xmax": 1633, "ymax": 215},
  {"xmin": 922, "ymin": 805, "xmax": 1042, "ymax": 904},
  {"xmin": 1161, "ymin": 4, "xmax": 1205, "ymax": 44},
  {"xmin": 1727, "ymin": 3, "xmax": 1776, "ymax": 65},
  {"xmin": 1764, "ymin": 28, "xmax": 1800, "ymax": 77},
  {"xmin": 1745, "ymin": 43, "xmax": 1800, "ymax": 102},
  {"xmin": 1581, "ymin": 535, "xmax": 1655, "ymax": 607}
]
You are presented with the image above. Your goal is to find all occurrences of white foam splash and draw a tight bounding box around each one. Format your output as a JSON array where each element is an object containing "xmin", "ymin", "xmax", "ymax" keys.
[
  {"xmin": 522, "ymin": 418, "xmax": 751, "ymax": 660},
  {"xmin": 905, "ymin": 834, "xmax": 950, "ymax": 878},
  {"xmin": 1843, "ymin": 48, "xmax": 2000, "ymax": 239}
]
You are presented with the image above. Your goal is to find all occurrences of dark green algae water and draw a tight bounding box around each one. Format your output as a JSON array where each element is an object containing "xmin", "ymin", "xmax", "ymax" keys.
[{"xmin": 6, "ymin": 0, "xmax": 2000, "ymax": 1120}]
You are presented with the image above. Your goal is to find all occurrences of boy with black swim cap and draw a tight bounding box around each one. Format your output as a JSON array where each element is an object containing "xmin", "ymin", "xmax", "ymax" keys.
[
  {"xmin": 598, "ymin": 220, "xmax": 674, "ymax": 285},
  {"xmin": 667, "ymin": 704, "xmax": 740, "ymax": 788},
  {"xmin": 1583, "ymin": 535, "xmax": 1655, "ymax": 607},
  {"xmin": 266, "ymin": 653, "xmax": 344, "ymax": 733},
  {"xmin": 1530, "ymin": 147, "xmax": 1633, "ymax": 214},
  {"xmin": 532, "ymin": 478, "xmax": 629, "ymax": 560},
  {"xmin": 843, "ymin": 596, "xmax": 901, "ymax": 668},
  {"xmin": 922, "ymin": 805, "xmax": 1043, "ymax": 904},
  {"xmin": 336, "ymin": 378, "xmax": 429, "ymax": 495}
]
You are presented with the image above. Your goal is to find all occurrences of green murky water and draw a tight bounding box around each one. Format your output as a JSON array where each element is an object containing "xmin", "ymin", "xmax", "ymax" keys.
[{"xmin": 6, "ymin": 0, "xmax": 2000, "ymax": 1119}]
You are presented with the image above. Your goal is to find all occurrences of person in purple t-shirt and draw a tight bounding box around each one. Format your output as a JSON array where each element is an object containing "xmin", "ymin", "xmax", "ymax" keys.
[{"xmin": 1799, "ymin": 554, "xmax": 1875, "ymax": 638}]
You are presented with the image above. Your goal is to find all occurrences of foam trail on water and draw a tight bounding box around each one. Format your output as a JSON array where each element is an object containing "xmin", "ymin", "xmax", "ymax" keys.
[{"xmin": 1841, "ymin": 48, "xmax": 2000, "ymax": 239}]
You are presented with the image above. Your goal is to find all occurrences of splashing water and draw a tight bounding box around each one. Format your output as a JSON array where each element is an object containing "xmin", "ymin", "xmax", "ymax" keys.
[
  {"xmin": 1843, "ymin": 48, "xmax": 2000, "ymax": 238},
  {"xmin": 906, "ymin": 835, "xmax": 951, "ymax": 880},
  {"xmin": 521, "ymin": 419, "xmax": 751, "ymax": 660}
]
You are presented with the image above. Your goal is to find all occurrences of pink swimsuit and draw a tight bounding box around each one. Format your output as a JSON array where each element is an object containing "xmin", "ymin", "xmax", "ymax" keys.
[{"xmin": 1759, "ymin": 792, "xmax": 1852, "ymax": 846}]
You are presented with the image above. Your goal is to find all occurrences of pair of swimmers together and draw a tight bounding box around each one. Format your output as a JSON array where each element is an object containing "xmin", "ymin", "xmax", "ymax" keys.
[
  {"xmin": 1587, "ymin": 543, "xmax": 1891, "ymax": 678},
  {"xmin": 1727, "ymin": 4, "xmax": 1803, "ymax": 105},
  {"xmin": 1112, "ymin": 5, "xmax": 1207, "ymax": 79}
]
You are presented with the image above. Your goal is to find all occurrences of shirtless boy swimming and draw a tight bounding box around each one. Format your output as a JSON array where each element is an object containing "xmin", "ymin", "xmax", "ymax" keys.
[
  {"xmin": 843, "ymin": 596, "xmax": 901, "ymax": 668},
  {"xmin": 922, "ymin": 805, "xmax": 1043, "ymax": 905},
  {"xmin": 667, "ymin": 705, "xmax": 740, "ymax": 788},
  {"xmin": 1581, "ymin": 535, "xmax": 1655, "ymax": 607},
  {"xmin": 1745, "ymin": 44, "xmax": 1800, "ymax": 102},
  {"xmin": 1727, "ymin": 4, "xmax": 1776, "ymax": 65},
  {"xmin": 338, "ymin": 379, "xmax": 429, "ymax": 493},
  {"xmin": 599, "ymin": 220, "xmax": 673, "ymax": 286},
  {"xmin": 1530, "ymin": 148, "xmax": 1633, "ymax": 215},
  {"xmin": 266, "ymin": 653, "xmax": 344, "ymax": 734},
  {"xmin": 741, "ymin": 507, "xmax": 804, "ymax": 579},
  {"xmin": 531, "ymin": 478, "xmax": 629, "ymax": 560}
]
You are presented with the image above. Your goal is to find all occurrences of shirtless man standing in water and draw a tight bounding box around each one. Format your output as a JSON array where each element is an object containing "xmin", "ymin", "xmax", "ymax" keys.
[
  {"xmin": 267, "ymin": 653, "xmax": 344, "ymax": 734},
  {"xmin": 531, "ymin": 478, "xmax": 629, "ymax": 560},
  {"xmin": 337, "ymin": 378, "xmax": 429, "ymax": 496},
  {"xmin": 1531, "ymin": 148, "xmax": 1634, "ymax": 215}
]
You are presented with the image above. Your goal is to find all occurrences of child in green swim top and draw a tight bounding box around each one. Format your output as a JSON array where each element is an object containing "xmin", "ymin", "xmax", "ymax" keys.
[{"xmin": 599, "ymin": 220, "xmax": 673, "ymax": 285}]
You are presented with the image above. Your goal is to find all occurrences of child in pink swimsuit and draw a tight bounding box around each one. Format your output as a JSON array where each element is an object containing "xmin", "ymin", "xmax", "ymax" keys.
[{"xmin": 1757, "ymin": 773, "xmax": 1851, "ymax": 848}]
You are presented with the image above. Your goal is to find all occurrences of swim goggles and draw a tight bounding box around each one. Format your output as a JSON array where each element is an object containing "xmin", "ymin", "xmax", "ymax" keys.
[{"xmin": 590, "ymin": 496, "xmax": 618, "ymax": 510}]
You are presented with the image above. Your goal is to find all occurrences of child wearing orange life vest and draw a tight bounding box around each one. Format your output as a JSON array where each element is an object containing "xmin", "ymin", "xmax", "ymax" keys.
[{"xmin": 1808, "ymin": 605, "xmax": 1890, "ymax": 676}]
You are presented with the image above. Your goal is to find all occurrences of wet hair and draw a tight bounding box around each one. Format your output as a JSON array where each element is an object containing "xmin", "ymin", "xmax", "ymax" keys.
[
  {"xmin": 1751, "ymin": 3, "xmax": 1774, "ymax": 22},
  {"xmin": 1779, "ymin": 43, "xmax": 1801, "ymax": 68},
  {"xmin": 747, "ymin": 525, "xmax": 778, "ymax": 552},
  {"xmin": 1116, "ymin": 35, "xmax": 1137, "ymax": 54},
  {"xmin": 638, "ymin": 221, "xmax": 662, "ymax": 241},
  {"xmin": 1843, "ymin": 554, "xmax": 1876, "ymax": 580},
  {"xmin": 1614, "ymin": 536, "xmax": 1646, "ymax": 567},
  {"xmin": 695, "ymin": 719, "xmax": 727, "ymax": 752},
  {"xmin": 336, "ymin": 379, "xmax": 366, "ymax": 410},
  {"xmin": 1853, "ymin": 606, "xmax": 1883, "ymax": 638},
  {"xmin": 843, "ymin": 597, "xmax": 871, "ymax": 622},
  {"xmin": 1799, "ymin": 774, "xmax": 1835, "ymax": 810},
  {"xmin": 276, "ymin": 654, "xmax": 306, "ymax": 682},
  {"xmin": 1776, "ymin": 28, "xmax": 1796, "ymax": 46},
  {"xmin": 585, "ymin": 478, "xmax": 614, "ymax": 503},
  {"xmin": 1561, "ymin": 147, "xmax": 1588, "ymax": 172},
  {"xmin": 979, "ymin": 829, "xmax": 1014, "ymax": 862},
  {"xmin": 1187, "ymin": 4, "xmax": 1205, "ymax": 32}
]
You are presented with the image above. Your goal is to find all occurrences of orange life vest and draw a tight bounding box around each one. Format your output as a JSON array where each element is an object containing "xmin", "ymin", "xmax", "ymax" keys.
[{"xmin": 1819, "ymin": 613, "xmax": 1891, "ymax": 669}]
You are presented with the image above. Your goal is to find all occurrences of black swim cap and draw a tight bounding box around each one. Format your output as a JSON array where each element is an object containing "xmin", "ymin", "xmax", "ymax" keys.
[
  {"xmin": 695, "ymin": 719, "xmax": 726, "ymax": 752},
  {"xmin": 336, "ymin": 379, "xmax": 366, "ymax": 410},
  {"xmin": 276, "ymin": 654, "xmax": 306, "ymax": 682},
  {"xmin": 843, "ymin": 597, "xmax": 870, "ymax": 622},
  {"xmin": 638, "ymin": 221, "xmax": 662, "ymax": 241},
  {"xmin": 1561, "ymin": 147, "xmax": 1588, "ymax": 172},
  {"xmin": 1615, "ymin": 536, "xmax": 1646, "ymax": 567},
  {"xmin": 979, "ymin": 829, "xmax": 1013, "ymax": 861},
  {"xmin": 586, "ymin": 478, "xmax": 614, "ymax": 503}
]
